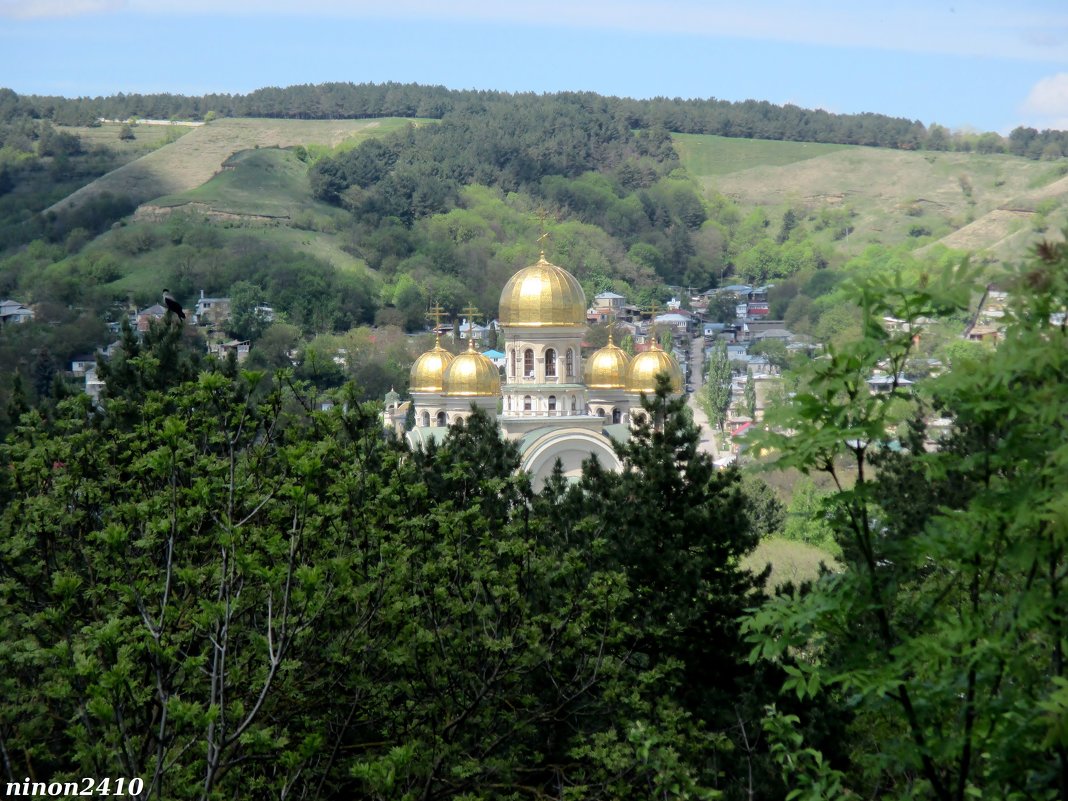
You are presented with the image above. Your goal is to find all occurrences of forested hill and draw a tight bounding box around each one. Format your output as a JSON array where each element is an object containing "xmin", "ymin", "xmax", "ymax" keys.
[{"xmin": 5, "ymin": 82, "xmax": 1068, "ymax": 157}]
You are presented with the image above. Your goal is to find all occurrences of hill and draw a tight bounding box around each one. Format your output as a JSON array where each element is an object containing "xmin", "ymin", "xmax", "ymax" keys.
[
  {"xmin": 46, "ymin": 117, "xmax": 425, "ymax": 218},
  {"xmin": 676, "ymin": 133, "xmax": 1068, "ymax": 265}
]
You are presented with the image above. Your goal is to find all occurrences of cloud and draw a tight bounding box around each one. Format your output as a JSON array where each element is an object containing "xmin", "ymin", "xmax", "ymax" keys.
[
  {"xmin": 1023, "ymin": 73, "xmax": 1068, "ymax": 116},
  {"xmin": 0, "ymin": 0, "xmax": 125, "ymax": 18},
  {"xmin": 1020, "ymin": 73, "xmax": 1068, "ymax": 130}
]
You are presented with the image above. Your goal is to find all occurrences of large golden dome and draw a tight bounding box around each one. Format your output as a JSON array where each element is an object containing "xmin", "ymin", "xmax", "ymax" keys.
[
  {"xmin": 499, "ymin": 254, "xmax": 586, "ymax": 327},
  {"xmin": 626, "ymin": 341, "xmax": 683, "ymax": 394},
  {"xmin": 584, "ymin": 332, "xmax": 632, "ymax": 389},
  {"xmin": 409, "ymin": 336, "xmax": 455, "ymax": 392},
  {"xmin": 443, "ymin": 342, "xmax": 501, "ymax": 397}
]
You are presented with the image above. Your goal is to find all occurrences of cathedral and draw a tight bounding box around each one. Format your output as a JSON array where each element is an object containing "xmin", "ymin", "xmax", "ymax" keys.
[{"xmin": 385, "ymin": 253, "xmax": 683, "ymax": 489}]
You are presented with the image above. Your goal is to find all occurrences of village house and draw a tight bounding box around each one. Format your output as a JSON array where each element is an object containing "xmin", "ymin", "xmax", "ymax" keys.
[
  {"xmin": 208, "ymin": 339, "xmax": 251, "ymax": 362},
  {"xmin": 0, "ymin": 299, "xmax": 34, "ymax": 325},
  {"xmin": 194, "ymin": 291, "xmax": 232, "ymax": 328}
]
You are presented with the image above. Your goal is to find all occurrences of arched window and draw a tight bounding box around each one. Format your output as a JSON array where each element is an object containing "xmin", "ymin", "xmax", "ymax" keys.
[
  {"xmin": 506, "ymin": 395, "xmax": 511, "ymax": 411},
  {"xmin": 545, "ymin": 348, "xmax": 557, "ymax": 377},
  {"xmin": 421, "ymin": 411, "xmax": 430, "ymax": 427},
  {"xmin": 612, "ymin": 407, "xmax": 622, "ymax": 424},
  {"xmin": 548, "ymin": 395, "xmax": 557, "ymax": 411},
  {"xmin": 510, "ymin": 348, "xmax": 516, "ymax": 377},
  {"xmin": 571, "ymin": 396, "xmax": 577, "ymax": 412},
  {"xmin": 524, "ymin": 348, "xmax": 534, "ymax": 377},
  {"xmin": 523, "ymin": 395, "xmax": 532, "ymax": 411},
  {"xmin": 565, "ymin": 348, "xmax": 575, "ymax": 377},
  {"xmin": 596, "ymin": 407, "xmax": 605, "ymax": 417},
  {"xmin": 436, "ymin": 411, "xmax": 447, "ymax": 427}
]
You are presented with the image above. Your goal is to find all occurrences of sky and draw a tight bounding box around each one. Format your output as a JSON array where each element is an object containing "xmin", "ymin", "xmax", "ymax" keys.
[{"xmin": 1, "ymin": 1, "xmax": 1067, "ymax": 133}]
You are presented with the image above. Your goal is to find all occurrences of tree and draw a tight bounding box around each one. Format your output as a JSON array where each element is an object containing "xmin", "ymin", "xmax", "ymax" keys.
[
  {"xmin": 118, "ymin": 124, "xmax": 135, "ymax": 141},
  {"xmin": 701, "ymin": 339, "xmax": 731, "ymax": 430},
  {"xmin": 0, "ymin": 340, "xmax": 725, "ymax": 799},
  {"xmin": 746, "ymin": 247, "xmax": 1068, "ymax": 798},
  {"xmin": 744, "ymin": 368, "xmax": 756, "ymax": 418},
  {"xmin": 571, "ymin": 375, "xmax": 773, "ymax": 795},
  {"xmin": 226, "ymin": 280, "xmax": 270, "ymax": 341}
]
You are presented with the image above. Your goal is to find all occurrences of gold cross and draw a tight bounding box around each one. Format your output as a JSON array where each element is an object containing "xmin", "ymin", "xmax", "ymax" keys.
[
  {"xmin": 462, "ymin": 304, "xmax": 481, "ymax": 327},
  {"xmin": 534, "ymin": 208, "xmax": 554, "ymax": 251},
  {"xmin": 426, "ymin": 303, "xmax": 446, "ymax": 328}
]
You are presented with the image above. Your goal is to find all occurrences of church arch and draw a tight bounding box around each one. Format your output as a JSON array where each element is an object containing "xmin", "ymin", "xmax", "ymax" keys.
[
  {"xmin": 596, "ymin": 408, "xmax": 605, "ymax": 417},
  {"xmin": 565, "ymin": 348, "xmax": 575, "ymax": 377},
  {"xmin": 523, "ymin": 395, "xmax": 532, "ymax": 411},
  {"xmin": 523, "ymin": 348, "xmax": 534, "ymax": 377},
  {"xmin": 612, "ymin": 407, "xmax": 622, "ymax": 424},
  {"xmin": 548, "ymin": 395, "xmax": 557, "ymax": 411},
  {"xmin": 545, "ymin": 348, "xmax": 557, "ymax": 377},
  {"xmin": 436, "ymin": 411, "xmax": 447, "ymax": 427},
  {"xmin": 421, "ymin": 410, "xmax": 430, "ymax": 427},
  {"xmin": 510, "ymin": 348, "xmax": 516, "ymax": 377}
]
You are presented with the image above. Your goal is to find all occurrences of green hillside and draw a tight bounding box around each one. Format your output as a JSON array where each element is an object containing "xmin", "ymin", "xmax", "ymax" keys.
[
  {"xmin": 672, "ymin": 132, "xmax": 854, "ymax": 176},
  {"xmin": 153, "ymin": 147, "xmax": 339, "ymax": 219},
  {"xmin": 47, "ymin": 116, "xmax": 427, "ymax": 217},
  {"xmin": 675, "ymin": 132, "xmax": 1068, "ymax": 264}
]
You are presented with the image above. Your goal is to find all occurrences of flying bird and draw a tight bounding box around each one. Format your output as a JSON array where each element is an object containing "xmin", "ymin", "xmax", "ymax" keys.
[{"xmin": 162, "ymin": 289, "xmax": 185, "ymax": 320}]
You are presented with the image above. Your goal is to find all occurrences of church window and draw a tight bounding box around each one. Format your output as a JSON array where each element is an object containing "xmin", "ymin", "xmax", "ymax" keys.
[
  {"xmin": 523, "ymin": 395, "xmax": 532, "ymax": 411},
  {"xmin": 548, "ymin": 395, "xmax": 557, "ymax": 411},
  {"xmin": 571, "ymin": 396, "xmax": 577, "ymax": 411},
  {"xmin": 524, "ymin": 348, "xmax": 534, "ymax": 377},
  {"xmin": 565, "ymin": 348, "xmax": 574, "ymax": 376},
  {"xmin": 421, "ymin": 411, "xmax": 430, "ymax": 427},
  {"xmin": 510, "ymin": 348, "xmax": 516, "ymax": 377},
  {"xmin": 596, "ymin": 407, "xmax": 605, "ymax": 417},
  {"xmin": 545, "ymin": 348, "xmax": 557, "ymax": 377},
  {"xmin": 436, "ymin": 411, "xmax": 447, "ymax": 427},
  {"xmin": 612, "ymin": 408, "xmax": 622, "ymax": 424}
]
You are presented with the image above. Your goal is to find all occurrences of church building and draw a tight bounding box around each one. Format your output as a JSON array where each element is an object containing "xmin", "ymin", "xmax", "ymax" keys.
[{"xmin": 386, "ymin": 253, "xmax": 683, "ymax": 489}]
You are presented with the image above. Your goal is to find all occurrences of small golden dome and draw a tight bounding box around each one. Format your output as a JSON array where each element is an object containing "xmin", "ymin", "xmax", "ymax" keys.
[
  {"xmin": 409, "ymin": 336, "xmax": 455, "ymax": 392},
  {"xmin": 584, "ymin": 332, "xmax": 632, "ymax": 389},
  {"xmin": 499, "ymin": 253, "xmax": 586, "ymax": 327},
  {"xmin": 443, "ymin": 341, "xmax": 501, "ymax": 397},
  {"xmin": 626, "ymin": 340, "xmax": 683, "ymax": 394}
]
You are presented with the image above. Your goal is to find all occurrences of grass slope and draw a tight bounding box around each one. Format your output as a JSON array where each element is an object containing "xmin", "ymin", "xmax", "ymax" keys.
[
  {"xmin": 47, "ymin": 117, "xmax": 424, "ymax": 216},
  {"xmin": 153, "ymin": 147, "xmax": 334, "ymax": 217},
  {"xmin": 672, "ymin": 133, "xmax": 853, "ymax": 176},
  {"xmin": 675, "ymin": 134, "xmax": 1068, "ymax": 264},
  {"xmin": 742, "ymin": 538, "xmax": 840, "ymax": 589}
]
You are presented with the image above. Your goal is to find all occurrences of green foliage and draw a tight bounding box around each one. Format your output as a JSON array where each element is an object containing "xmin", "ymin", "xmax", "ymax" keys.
[
  {"xmin": 781, "ymin": 477, "xmax": 839, "ymax": 555},
  {"xmin": 746, "ymin": 243, "xmax": 1068, "ymax": 798},
  {"xmin": 571, "ymin": 378, "xmax": 772, "ymax": 791},
  {"xmin": 700, "ymin": 340, "xmax": 731, "ymax": 430},
  {"xmin": 743, "ymin": 369, "xmax": 757, "ymax": 418},
  {"xmin": 4, "ymin": 338, "xmax": 771, "ymax": 797}
]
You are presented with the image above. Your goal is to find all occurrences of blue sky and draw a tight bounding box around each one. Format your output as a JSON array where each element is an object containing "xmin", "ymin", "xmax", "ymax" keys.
[{"xmin": 1, "ymin": 1, "xmax": 1067, "ymax": 133}]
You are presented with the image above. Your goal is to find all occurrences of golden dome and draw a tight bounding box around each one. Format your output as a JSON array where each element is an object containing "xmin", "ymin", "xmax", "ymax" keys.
[
  {"xmin": 584, "ymin": 332, "xmax": 632, "ymax": 389},
  {"xmin": 626, "ymin": 340, "xmax": 683, "ymax": 394},
  {"xmin": 443, "ymin": 341, "xmax": 501, "ymax": 397},
  {"xmin": 409, "ymin": 336, "xmax": 455, "ymax": 392},
  {"xmin": 499, "ymin": 254, "xmax": 586, "ymax": 327}
]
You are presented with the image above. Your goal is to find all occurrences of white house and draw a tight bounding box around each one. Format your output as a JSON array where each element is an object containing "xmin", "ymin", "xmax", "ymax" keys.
[{"xmin": 0, "ymin": 299, "xmax": 34, "ymax": 325}]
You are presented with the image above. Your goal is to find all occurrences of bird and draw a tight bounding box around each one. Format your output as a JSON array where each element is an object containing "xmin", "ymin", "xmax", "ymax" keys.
[{"xmin": 162, "ymin": 289, "xmax": 185, "ymax": 321}]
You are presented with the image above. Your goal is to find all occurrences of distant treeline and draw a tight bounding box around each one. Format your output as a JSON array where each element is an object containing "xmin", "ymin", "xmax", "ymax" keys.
[{"xmin": 3, "ymin": 82, "xmax": 1066, "ymax": 158}]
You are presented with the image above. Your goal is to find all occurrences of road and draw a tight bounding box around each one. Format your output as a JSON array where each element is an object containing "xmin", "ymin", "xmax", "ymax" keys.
[{"xmin": 685, "ymin": 332, "xmax": 721, "ymax": 459}]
